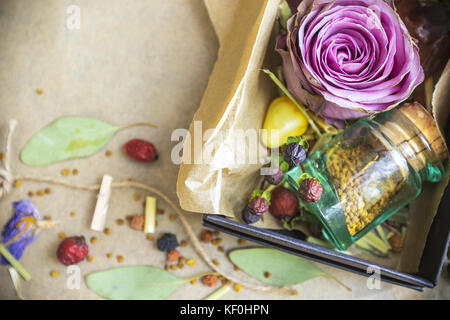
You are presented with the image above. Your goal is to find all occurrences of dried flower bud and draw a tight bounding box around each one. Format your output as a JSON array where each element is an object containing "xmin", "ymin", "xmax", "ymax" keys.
[
  {"xmin": 242, "ymin": 206, "xmax": 261, "ymax": 224},
  {"xmin": 200, "ymin": 230, "xmax": 213, "ymax": 243},
  {"xmin": 283, "ymin": 143, "xmax": 306, "ymax": 167},
  {"xmin": 202, "ymin": 274, "xmax": 219, "ymax": 287},
  {"xmin": 130, "ymin": 214, "xmax": 145, "ymax": 231},
  {"xmin": 388, "ymin": 234, "xmax": 404, "ymax": 253},
  {"xmin": 167, "ymin": 249, "xmax": 180, "ymax": 262},
  {"xmin": 248, "ymin": 196, "xmax": 269, "ymax": 216},
  {"xmin": 298, "ymin": 178, "xmax": 323, "ymax": 203},
  {"xmin": 265, "ymin": 168, "xmax": 284, "ymax": 185}
]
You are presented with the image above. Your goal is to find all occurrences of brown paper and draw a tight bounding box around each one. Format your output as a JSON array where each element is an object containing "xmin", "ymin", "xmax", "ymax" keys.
[{"xmin": 177, "ymin": 0, "xmax": 450, "ymax": 273}]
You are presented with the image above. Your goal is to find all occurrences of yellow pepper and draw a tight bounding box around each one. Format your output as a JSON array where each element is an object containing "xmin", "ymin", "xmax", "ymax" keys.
[{"xmin": 262, "ymin": 97, "xmax": 309, "ymax": 148}]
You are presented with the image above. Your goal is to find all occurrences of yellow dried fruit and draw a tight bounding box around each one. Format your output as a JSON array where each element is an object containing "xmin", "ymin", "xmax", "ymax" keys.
[
  {"xmin": 44, "ymin": 188, "xmax": 51, "ymax": 194},
  {"xmin": 105, "ymin": 150, "xmax": 112, "ymax": 157},
  {"xmin": 115, "ymin": 219, "xmax": 124, "ymax": 226},
  {"xmin": 72, "ymin": 169, "xmax": 79, "ymax": 175},
  {"xmin": 14, "ymin": 180, "xmax": 21, "ymax": 188},
  {"xmin": 28, "ymin": 191, "xmax": 34, "ymax": 197},
  {"xmin": 61, "ymin": 168, "xmax": 71, "ymax": 176},
  {"xmin": 146, "ymin": 234, "xmax": 154, "ymax": 241},
  {"xmin": 106, "ymin": 253, "xmax": 113, "ymax": 259},
  {"xmin": 116, "ymin": 255, "xmax": 124, "ymax": 263},
  {"xmin": 36, "ymin": 88, "xmax": 44, "ymax": 94},
  {"xmin": 169, "ymin": 214, "xmax": 176, "ymax": 221},
  {"xmin": 133, "ymin": 193, "xmax": 141, "ymax": 201},
  {"xmin": 87, "ymin": 255, "xmax": 94, "ymax": 262},
  {"xmin": 37, "ymin": 190, "xmax": 45, "ymax": 196},
  {"xmin": 212, "ymin": 259, "xmax": 220, "ymax": 266},
  {"xmin": 70, "ymin": 211, "xmax": 76, "ymax": 217},
  {"xmin": 104, "ymin": 227, "xmax": 111, "ymax": 235},
  {"xmin": 180, "ymin": 240, "xmax": 188, "ymax": 247},
  {"xmin": 90, "ymin": 237, "xmax": 97, "ymax": 244},
  {"xmin": 58, "ymin": 232, "xmax": 66, "ymax": 239}
]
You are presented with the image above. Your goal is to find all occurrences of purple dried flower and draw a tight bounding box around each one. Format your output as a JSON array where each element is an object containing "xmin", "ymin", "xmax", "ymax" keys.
[{"xmin": 1, "ymin": 200, "xmax": 42, "ymax": 265}]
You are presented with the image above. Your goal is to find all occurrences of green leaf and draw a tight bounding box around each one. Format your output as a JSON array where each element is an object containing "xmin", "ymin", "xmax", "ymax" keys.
[
  {"xmin": 21, "ymin": 117, "xmax": 120, "ymax": 166},
  {"xmin": 229, "ymin": 248, "xmax": 324, "ymax": 286},
  {"xmin": 85, "ymin": 266, "xmax": 184, "ymax": 300}
]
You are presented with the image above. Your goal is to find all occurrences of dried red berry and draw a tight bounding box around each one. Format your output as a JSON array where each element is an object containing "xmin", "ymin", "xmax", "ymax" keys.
[
  {"xmin": 298, "ymin": 178, "xmax": 323, "ymax": 203},
  {"xmin": 57, "ymin": 236, "xmax": 89, "ymax": 266},
  {"xmin": 283, "ymin": 143, "xmax": 306, "ymax": 167},
  {"xmin": 269, "ymin": 187, "xmax": 299, "ymax": 220},
  {"xmin": 124, "ymin": 139, "xmax": 158, "ymax": 162},
  {"xmin": 248, "ymin": 196, "xmax": 269, "ymax": 216}
]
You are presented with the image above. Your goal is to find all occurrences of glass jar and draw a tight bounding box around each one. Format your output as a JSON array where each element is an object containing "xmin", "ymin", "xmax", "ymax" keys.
[{"xmin": 286, "ymin": 103, "xmax": 449, "ymax": 250}]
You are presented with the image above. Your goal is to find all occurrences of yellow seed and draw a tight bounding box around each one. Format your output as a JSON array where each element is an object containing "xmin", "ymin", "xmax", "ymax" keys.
[
  {"xmin": 222, "ymin": 279, "xmax": 231, "ymax": 286},
  {"xmin": 37, "ymin": 190, "xmax": 45, "ymax": 196},
  {"xmin": 233, "ymin": 266, "xmax": 240, "ymax": 272},
  {"xmin": 44, "ymin": 188, "xmax": 51, "ymax": 194},
  {"xmin": 213, "ymin": 231, "xmax": 220, "ymax": 236},
  {"xmin": 156, "ymin": 208, "xmax": 165, "ymax": 215},
  {"xmin": 170, "ymin": 264, "xmax": 178, "ymax": 270},
  {"xmin": 105, "ymin": 150, "xmax": 112, "ymax": 157},
  {"xmin": 70, "ymin": 211, "xmax": 76, "ymax": 217},
  {"xmin": 106, "ymin": 253, "xmax": 113, "ymax": 259},
  {"xmin": 14, "ymin": 180, "xmax": 21, "ymax": 188},
  {"xmin": 133, "ymin": 193, "xmax": 141, "ymax": 201},
  {"xmin": 90, "ymin": 237, "xmax": 97, "ymax": 244},
  {"xmin": 186, "ymin": 259, "xmax": 196, "ymax": 266},
  {"xmin": 61, "ymin": 168, "xmax": 71, "ymax": 176},
  {"xmin": 116, "ymin": 219, "xmax": 124, "ymax": 226},
  {"xmin": 164, "ymin": 265, "xmax": 169, "ymax": 271},
  {"xmin": 218, "ymin": 246, "xmax": 224, "ymax": 253},
  {"xmin": 0, "ymin": 152, "xmax": 5, "ymax": 159},
  {"xmin": 146, "ymin": 234, "xmax": 154, "ymax": 240},
  {"xmin": 72, "ymin": 169, "xmax": 79, "ymax": 175},
  {"xmin": 36, "ymin": 88, "xmax": 44, "ymax": 95},
  {"xmin": 169, "ymin": 214, "xmax": 176, "ymax": 221},
  {"xmin": 237, "ymin": 239, "xmax": 246, "ymax": 245},
  {"xmin": 211, "ymin": 238, "xmax": 222, "ymax": 246},
  {"xmin": 50, "ymin": 270, "xmax": 59, "ymax": 278},
  {"xmin": 43, "ymin": 216, "xmax": 52, "ymax": 221},
  {"xmin": 58, "ymin": 232, "xmax": 66, "ymax": 239},
  {"xmin": 264, "ymin": 271, "xmax": 271, "ymax": 278},
  {"xmin": 104, "ymin": 228, "xmax": 111, "ymax": 235},
  {"xmin": 180, "ymin": 240, "xmax": 188, "ymax": 247},
  {"xmin": 233, "ymin": 284, "xmax": 243, "ymax": 292},
  {"xmin": 117, "ymin": 255, "xmax": 124, "ymax": 263},
  {"xmin": 179, "ymin": 257, "xmax": 186, "ymax": 264},
  {"xmin": 178, "ymin": 263, "xmax": 184, "ymax": 269},
  {"xmin": 87, "ymin": 255, "xmax": 94, "ymax": 262},
  {"xmin": 190, "ymin": 279, "xmax": 197, "ymax": 285},
  {"xmin": 212, "ymin": 259, "xmax": 220, "ymax": 266},
  {"xmin": 28, "ymin": 191, "xmax": 34, "ymax": 197}
]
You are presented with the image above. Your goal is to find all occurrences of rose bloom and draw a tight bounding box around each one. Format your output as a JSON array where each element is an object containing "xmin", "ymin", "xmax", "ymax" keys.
[{"xmin": 277, "ymin": 0, "xmax": 424, "ymax": 124}]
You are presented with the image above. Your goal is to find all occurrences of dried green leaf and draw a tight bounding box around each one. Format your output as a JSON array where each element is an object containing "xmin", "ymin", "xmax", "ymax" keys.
[
  {"xmin": 85, "ymin": 266, "xmax": 184, "ymax": 300},
  {"xmin": 21, "ymin": 117, "xmax": 120, "ymax": 166},
  {"xmin": 229, "ymin": 248, "xmax": 324, "ymax": 287}
]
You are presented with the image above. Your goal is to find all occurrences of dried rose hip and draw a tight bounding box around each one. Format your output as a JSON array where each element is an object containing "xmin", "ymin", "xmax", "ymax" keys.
[
  {"xmin": 283, "ymin": 143, "xmax": 306, "ymax": 167},
  {"xmin": 57, "ymin": 236, "xmax": 89, "ymax": 266},
  {"xmin": 123, "ymin": 139, "xmax": 158, "ymax": 162},
  {"xmin": 269, "ymin": 186, "xmax": 299, "ymax": 220},
  {"xmin": 265, "ymin": 168, "xmax": 284, "ymax": 185},
  {"xmin": 242, "ymin": 206, "xmax": 261, "ymax": 224},
  {"xmin": 298, "ymin": 178, "xmax": 323, "ymax": 203},
  {"xmin": 248, "ymin": 196, "xmax": 269, "ymax": 216}
]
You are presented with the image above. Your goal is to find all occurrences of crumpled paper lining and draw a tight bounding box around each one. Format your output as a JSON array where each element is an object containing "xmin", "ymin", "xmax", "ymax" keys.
[{"xmin": 177, "ymin": 0, "xmax": 450, "ymax": 273}]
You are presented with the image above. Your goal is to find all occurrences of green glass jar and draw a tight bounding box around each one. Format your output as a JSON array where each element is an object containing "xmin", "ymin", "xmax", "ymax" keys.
[{"xmin": 286, "ymin": 103, "xmax": 449, "ymax": 250}]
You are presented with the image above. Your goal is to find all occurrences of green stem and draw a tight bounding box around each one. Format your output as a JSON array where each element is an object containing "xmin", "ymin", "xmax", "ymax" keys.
[
  {"xmin": 119, "ymin": 122, "xmax": 158, "ymax": 130},
  {"xmin": 323, "ymin": 273, "xmax": 352, "ymax": 292},
  {"xmin": 0, "ymin": 244, "xmax": 32, "ymax": 281},
  {"xmin": 262, "ymin": 69, "xmax": 323, "ymax": 137},
  {"xmin": 203, "ymin": 284, "xmax": 231, "ymax": 300}
]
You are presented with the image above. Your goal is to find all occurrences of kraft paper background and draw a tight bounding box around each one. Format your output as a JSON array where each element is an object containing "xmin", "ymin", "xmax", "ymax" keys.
[{"xmin": 0, "ymin": 0, "xmax": 448, "ymax": 300}]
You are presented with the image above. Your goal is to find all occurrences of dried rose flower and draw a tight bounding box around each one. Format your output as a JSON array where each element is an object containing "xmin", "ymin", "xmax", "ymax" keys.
[
  {"xmin": 298, "ymin": 178, "xmax": 323, "ymax": 203},
  {"xmin": 278, "ymin": 0, "xmax": 424, "ymax": 125}
]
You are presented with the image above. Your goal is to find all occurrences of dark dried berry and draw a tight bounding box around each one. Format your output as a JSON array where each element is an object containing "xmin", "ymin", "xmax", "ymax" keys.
[
  {"xmin": 242, "ymin": 206, "xmax": 261, "ymax": 224},
  {"xmin": 283, "ymin": 143, "xmax": 306, "ymax": 167},
  {"xmin": 248, "ymin": 196, "xmax": 269, "ymax": 216},
  {"xmin": 265, "ymin": 168, "xmax": 284, "ymax": 185},
  {"xmin": 269, "ymin": 186, "xmax": 299, "ymax": 219},
  {"xmin": 298, "ymin": 178, "xmax": 323, "ymax": 203},
  {"xmin": 124, "ymin": 139, "xmax": 158, "ymax": 162},
  {"xmin": 157, "ymin": 233, "xmax": 179, "ymax": 252}
]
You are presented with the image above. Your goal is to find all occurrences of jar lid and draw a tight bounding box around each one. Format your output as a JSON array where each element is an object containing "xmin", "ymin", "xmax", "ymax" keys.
[{"xmin": 398, "ymin": 102, "xmax": 449, "ymax": 163}]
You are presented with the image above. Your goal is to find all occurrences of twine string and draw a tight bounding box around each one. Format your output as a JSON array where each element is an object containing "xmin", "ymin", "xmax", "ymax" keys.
[{"xmin": 0, "ymin": 120, "xmax": 297, "ymax": 296}]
